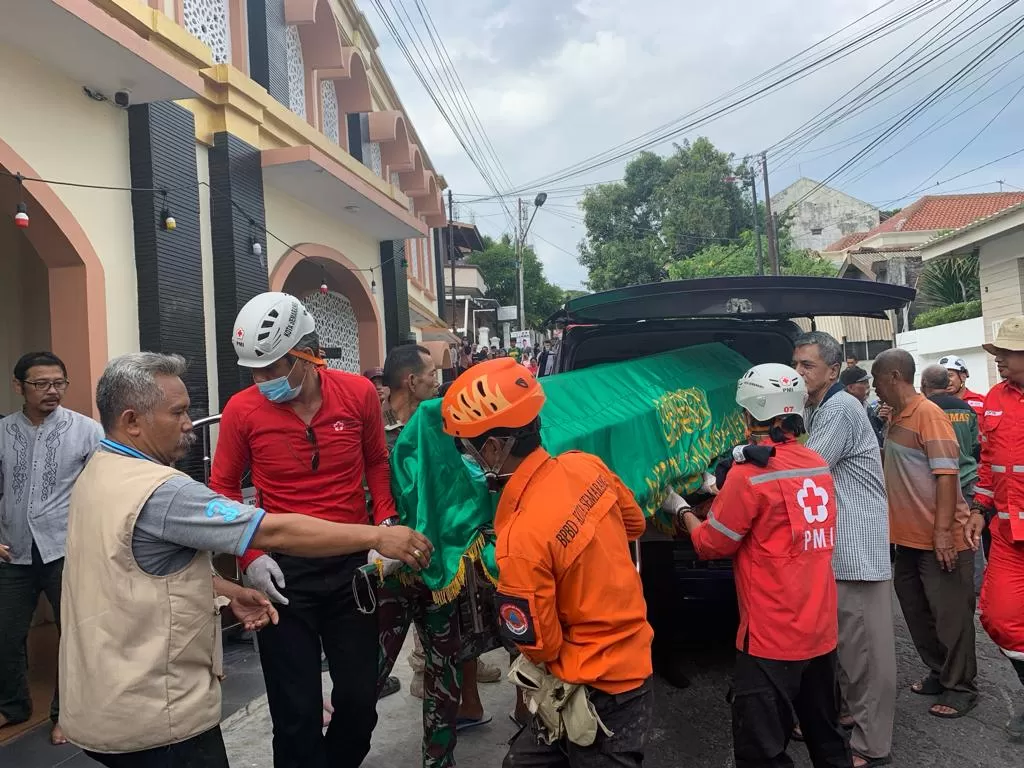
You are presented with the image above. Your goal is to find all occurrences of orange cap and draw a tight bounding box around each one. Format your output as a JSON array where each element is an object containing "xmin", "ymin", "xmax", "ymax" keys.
[{"xmin": 441, "ymin": 358, "xmax": 545, "ymax": 439}]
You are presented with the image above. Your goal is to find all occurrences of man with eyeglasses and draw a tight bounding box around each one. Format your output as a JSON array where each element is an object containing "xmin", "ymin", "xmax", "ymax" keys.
[
  {"xmin": 0, "ymin": 351, "xmax": 102, "ymax": 746},
  {"xmin": 210, "ymin": 293, "xmax": 406, "ymax": 768}
]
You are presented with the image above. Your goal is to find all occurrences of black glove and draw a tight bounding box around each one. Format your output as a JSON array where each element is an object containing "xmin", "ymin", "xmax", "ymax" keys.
[{"xmin": 714, "ymin": 444, "xmax": 776, "ymax": 491}]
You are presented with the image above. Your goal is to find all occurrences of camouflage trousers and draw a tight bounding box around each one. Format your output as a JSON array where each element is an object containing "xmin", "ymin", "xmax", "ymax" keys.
[{"xmin": 377, "ymin": 579, "xmax": 463, "ymax": 768}]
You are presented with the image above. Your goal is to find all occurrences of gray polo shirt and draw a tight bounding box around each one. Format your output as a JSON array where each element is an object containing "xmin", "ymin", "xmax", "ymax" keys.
[
  {"xmin": 806, "ymin": 387, "xmax": 892, "ymax": 582},
  {"xmin": 90, "ymin": 442, "xmax": 266, "ymax": 577},
  {"xmin": 0, "ymin": 407, "xmax": 103, "ymax": 564}
]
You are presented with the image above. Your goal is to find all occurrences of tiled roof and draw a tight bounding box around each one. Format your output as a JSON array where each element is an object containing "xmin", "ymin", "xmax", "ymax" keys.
[
  {"xmin": 823, "ymin": 231, "xmax": 869, "ymax": 251},
  {"xmin": 867, "ymin": 192, "xmax": 1024, "ymax": 236}
]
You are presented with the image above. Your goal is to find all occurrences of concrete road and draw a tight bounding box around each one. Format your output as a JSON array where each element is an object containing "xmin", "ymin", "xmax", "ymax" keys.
[{"xmin": 223, "ymin": 598, "xmax": 1023, "ymax": 768}]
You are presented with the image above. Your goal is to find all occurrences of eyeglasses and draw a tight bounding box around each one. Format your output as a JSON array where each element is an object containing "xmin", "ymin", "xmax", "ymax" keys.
[
  {"xmin": 306, "ymin": 426, "xmax": 320, "ymax": 472},
  {"xmin": 22, "ymin": 379, "xmax": 69, "ymax": 392}
]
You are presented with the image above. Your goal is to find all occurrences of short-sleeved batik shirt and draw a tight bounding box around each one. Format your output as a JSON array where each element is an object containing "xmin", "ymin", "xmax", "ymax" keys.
[{"xmin": 884, "ymin": 394, "xmax": 971, "ymax": 551}]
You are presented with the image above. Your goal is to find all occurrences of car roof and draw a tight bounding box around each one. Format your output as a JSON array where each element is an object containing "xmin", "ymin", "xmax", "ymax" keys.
[{"xmin": 547, "ymin": 276, "xmax": 915, "ymax": 326}]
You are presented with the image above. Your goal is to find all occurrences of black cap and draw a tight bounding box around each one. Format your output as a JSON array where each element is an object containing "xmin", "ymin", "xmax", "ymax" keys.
[{"xmin": 840, "ymin": 366, "xmax": 870, "ymax": 386}]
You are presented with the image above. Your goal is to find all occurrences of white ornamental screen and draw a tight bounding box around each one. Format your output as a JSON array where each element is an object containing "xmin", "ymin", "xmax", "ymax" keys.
[
  {"xmin": 286, "ymin": 25, "xmax": 306, "ymax": 118},
  {"xmin": 303, "ymin": 290, "xmax": 361, "ymax": 373},
  {"xmin": 183, "ymin": 0, "xmax": 232, "ymax": 64},
  {"xmin": 320, "ymin": 80, "xmax": 339, "ymax": 144}
]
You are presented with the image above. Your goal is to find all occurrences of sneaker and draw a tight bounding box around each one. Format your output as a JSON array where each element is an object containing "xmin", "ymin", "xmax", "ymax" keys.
[
  {"xmin": 477, "ymin": 658, "xmax": 502, "ymax": 684},
  {"xmin": 410, "ymin": 672, "xmax": 425, "ymax": 699}
]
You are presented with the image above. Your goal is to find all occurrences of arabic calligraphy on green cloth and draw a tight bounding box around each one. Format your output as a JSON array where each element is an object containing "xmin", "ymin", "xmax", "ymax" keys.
[{"xmin": 389, "ymin": 342, "xmax": 750, "ymax": 603}]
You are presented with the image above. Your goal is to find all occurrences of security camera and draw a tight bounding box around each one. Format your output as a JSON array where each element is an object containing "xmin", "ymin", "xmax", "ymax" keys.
[{"xmin": 113, "ymin": 90, "xmax": 132, "ymax": 109}]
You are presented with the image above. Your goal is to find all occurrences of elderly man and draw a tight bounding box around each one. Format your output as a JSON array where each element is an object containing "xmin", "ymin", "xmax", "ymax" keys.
[
  {"xmin": 792, "ymin": 333, "xmax": 896, "ymax": 767},
  {"xmin": 872, "ymin": 349, "xmax": 977, "ymax": 720},
  {"xmin": 59, "ymin": 353, "xmax": 430, "ymax": 767},
  {"xmin": 0, "ymin": 352, "xmax": 103, "ymax": 746},
  {"xmin": 211, "ymin": 292, "xmax": 406, "ymax": 768},
  {"xmin": 964, "ymin": 316, "xmax": 1024, "ymax": 740}
]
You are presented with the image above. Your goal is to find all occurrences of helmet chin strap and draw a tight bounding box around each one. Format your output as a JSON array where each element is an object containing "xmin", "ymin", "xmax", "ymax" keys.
[{"xmin": 462, "ymin": 437, "xmax": 518, "ymax": 491}]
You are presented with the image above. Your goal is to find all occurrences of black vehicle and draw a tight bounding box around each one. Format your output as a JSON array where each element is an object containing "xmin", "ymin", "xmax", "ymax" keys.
[{"xmin": 545, "ymin": 276, "xmax": 914, "ymax": 676}]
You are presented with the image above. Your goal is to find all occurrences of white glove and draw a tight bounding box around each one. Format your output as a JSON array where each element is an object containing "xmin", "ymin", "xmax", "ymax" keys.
[
  {"xmin": 368, "ymin": 549, "xmax": 403, "ymax": 578},
  {"xmin": 244, "ymin": 554, "xmax": 289, "ymax": 605},
  {"xmin": 660, "ymin": 489, "xmax": 689, "ymax": 516},
  {"xmin": 700, "ymin": 472, "xmax": 719, "ymax": 496}
]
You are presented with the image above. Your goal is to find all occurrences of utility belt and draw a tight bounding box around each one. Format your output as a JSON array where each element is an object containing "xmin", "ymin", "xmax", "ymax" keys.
[
  {"xmin": 507, "ymin": 655, "xmax": 612, "ymax": 747},
  {"xmin": 352, "ymin": 555, "xmax": 504, "ymax": 661}
]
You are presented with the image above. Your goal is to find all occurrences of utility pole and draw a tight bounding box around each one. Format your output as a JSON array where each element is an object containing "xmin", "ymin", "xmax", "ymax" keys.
[
  {"xmin": 447, "ymin": 189, "xmax": 456, "ymax": 332},
  {"xmin": 517, "ymin": 197, "xmax": 526, "ymax": 332},
  {"xmin": 760, "ymin": 152, "xmax": 780, "ymax": 276},
  {"xmin": 749, "ymin": 168, "xmax": 764, "ymax": 276}
]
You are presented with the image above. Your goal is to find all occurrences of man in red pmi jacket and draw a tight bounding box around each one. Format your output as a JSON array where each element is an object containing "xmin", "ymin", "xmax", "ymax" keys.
[
  {"xmin": 966, "ymin": 316, "xmax": 1024, "ymax": 741},
  {"xmin": 670, "ymin": 363, "xmax": 850, "ymax": 768},
  {"xmin": 209, "ymin": 292, "xmax": 421, "ymax": 768}
]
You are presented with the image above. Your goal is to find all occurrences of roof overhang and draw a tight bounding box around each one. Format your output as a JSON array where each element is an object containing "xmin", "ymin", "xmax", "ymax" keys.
[
  {"xmin": 262, "ymin": 145, "xmax": 428, "ymax": 240},
  {"xmin": 918, "ymin": 202, "xmax": 1024, "ymax": 261},
  {"xmin": 0, "ymin": 0, "xmax": 204, "ymax": 104},
  {"xmin": 451, "ymin": 221, "xmax": 484, "ymax": 252}
]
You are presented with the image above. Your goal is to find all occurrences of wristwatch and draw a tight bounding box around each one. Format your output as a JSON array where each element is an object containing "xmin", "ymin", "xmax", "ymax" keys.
[{"xmin": 379, "ymin": 516, "xmax": 399, "ymax": 527}]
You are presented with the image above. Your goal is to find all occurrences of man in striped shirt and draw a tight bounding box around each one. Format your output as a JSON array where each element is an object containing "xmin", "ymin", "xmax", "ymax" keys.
[
  {"xmin": 795, "ymin": 333, "xmax": 896, "ymax": 768},
  {"xmin": 872, "ymin": 349, "xmax": 978, "ymax": 720}
]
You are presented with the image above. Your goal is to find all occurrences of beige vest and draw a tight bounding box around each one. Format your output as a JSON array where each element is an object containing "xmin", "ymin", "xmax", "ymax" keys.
[{"xmin": 59, "ymin": 451, "xmax": 223, "ymax": 753}]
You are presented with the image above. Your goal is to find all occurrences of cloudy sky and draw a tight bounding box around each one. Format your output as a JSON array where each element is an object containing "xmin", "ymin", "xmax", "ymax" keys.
[{"xmin": 366, "ymin": 0, "xmax": 1024, "ymax": 290}]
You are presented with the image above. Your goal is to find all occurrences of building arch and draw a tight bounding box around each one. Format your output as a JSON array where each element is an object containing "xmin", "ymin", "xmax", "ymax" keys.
[
  {"xmin": 270, "ymin": 243, "xmax": 382, "ymax": 369},
  {"xmin": 0, "ymin": 138, "xmax": 107, "ymax": 417}
]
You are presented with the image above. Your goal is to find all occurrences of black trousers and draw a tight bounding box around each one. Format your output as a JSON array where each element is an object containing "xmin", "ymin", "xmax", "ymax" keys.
[
  {"xmin": 731, "ymin": 651, "xmax": 851, "ymax": 768},
  {"xmin": 503, "ymin": 677, "xmax": 653, "ymax": 767},
  {"xmin": 0, "ymin": 544, "xmax": 62, "ymax": 724},
  {"xmin": 84, "ymin": 726, "xmax": 229, "ymax": 768},
  {"xmin": 258, "ymin": 553, "xmax": 379, "ymax": 768}
]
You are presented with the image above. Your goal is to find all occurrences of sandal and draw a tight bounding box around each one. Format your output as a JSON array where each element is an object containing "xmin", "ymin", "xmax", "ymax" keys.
[
  {"xmin": 910, "ymin": 673, "xmax": 943, "ymax": 696},
  {"xmin": 929, "ymin": 689, "xmax": 978, "ymax": 719},
  {"xmin": 852, "ymin": 750, "xmax": 892, "ymax": 767}
]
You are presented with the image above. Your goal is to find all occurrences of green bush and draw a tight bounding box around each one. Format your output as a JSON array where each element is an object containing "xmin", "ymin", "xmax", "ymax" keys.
[{"xmin": 912, "ymin": 300, "xmax": 982, "ymax": 330}]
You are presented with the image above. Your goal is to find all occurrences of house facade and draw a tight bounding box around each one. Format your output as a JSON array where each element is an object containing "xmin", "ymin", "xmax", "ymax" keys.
[
  {"xmin": 0, "ymin": 0, "xmax": 449, "ymax": 421},
  {"xmin": 771, "ymin": 177, "xmax": 879, "ymax": 253}
]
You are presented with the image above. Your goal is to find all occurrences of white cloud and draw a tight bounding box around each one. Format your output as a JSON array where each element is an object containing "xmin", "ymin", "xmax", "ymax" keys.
[{"xmin": 367, "ymin": 0, "xmax": 1024, "ymax": 288}]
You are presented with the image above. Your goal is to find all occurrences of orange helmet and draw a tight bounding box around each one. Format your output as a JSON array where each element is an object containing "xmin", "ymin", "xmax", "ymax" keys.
[{"xmin": 441, "ymin": 358, "xmax": 545, "ymax": 439}]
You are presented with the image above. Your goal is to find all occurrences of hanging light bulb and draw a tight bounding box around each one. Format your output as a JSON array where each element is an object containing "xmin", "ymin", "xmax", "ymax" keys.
[
  {"xmin": 371, "ymin": 278, "xmax": 377, "ymax": 296},
  {"xmin": 251, "ymin": 238, "xmax": 262, "ymax": 257},
  {"xmin": 160, "ymin": 190, "xmax": 175, "ymax": 230},
  {"xmin": 320, "ymin": 281, "xmax": 329, "ymax": 294},
  {"xmin": 14, "ymin": 202, "xmax": 29, "ymax": 229},
  {"xmin": 13, "ymin": 174, "xmax": 28, "ymax": 229}
]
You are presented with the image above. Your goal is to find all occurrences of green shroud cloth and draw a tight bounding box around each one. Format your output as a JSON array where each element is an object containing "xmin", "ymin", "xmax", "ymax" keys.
[{"xmin": 389, "ymin": 342, "xmax": 750, "ymax": 603}]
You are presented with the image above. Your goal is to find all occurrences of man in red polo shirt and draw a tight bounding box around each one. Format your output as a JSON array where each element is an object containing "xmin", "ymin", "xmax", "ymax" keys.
[{"xmin": 210, "ymin": 292, "xmax": 419, "ymax": 768}]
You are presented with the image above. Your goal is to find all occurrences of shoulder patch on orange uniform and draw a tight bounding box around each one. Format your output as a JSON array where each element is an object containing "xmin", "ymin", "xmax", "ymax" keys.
[{"xmin": 495, "ymin": 592, "xmax": 537, "ymax": 645}]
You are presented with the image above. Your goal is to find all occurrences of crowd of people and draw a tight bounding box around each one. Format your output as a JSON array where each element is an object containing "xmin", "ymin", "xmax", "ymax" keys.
[{"xmin": 0, "ymin": 290, "xmax": 1021, "ymax": 768}]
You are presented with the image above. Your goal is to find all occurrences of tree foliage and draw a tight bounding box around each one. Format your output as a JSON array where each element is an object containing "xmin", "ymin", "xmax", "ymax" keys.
[
  {"xmin": 464, "ymin": 235, "xmax": 565, "ymax": 329},
  {"xmin": 666, "ymin": 231, "xmax": 836, "ymax": 280},
  {"xmin": 577, "ymin": 138, "xmax": 756, "ymax": 291},
  {"xmin": 914, "ymin": 254, "xmax": 980, "ymax": 310}
]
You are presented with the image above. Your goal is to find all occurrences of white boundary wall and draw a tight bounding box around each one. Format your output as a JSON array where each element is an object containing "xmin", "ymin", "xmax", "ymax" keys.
[{"xmin": 896, "ymin": 316, "xmax": 990, "ymax": 393}]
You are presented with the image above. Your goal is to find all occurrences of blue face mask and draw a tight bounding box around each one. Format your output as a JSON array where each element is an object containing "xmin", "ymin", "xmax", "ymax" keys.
[
  {"xmin": 257, "ymin": 360, "xmax": 303, "ymax": 403},
  {"xmin": 461, "ymin": 453, "xmax": 488, "ymax": 484}
]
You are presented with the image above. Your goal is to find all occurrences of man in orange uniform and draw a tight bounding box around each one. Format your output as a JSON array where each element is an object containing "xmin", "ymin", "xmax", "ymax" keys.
[
  {"xmin": 965, "ymin": 317, "xmax": 1024, "ymax": 740},
  {"xmin": 672, "ymin": 364, "xmax": 851, "ymax": 768},
  {"xmin": 440, "ymin": 358, "xmax": 654, "ymax": 767}
]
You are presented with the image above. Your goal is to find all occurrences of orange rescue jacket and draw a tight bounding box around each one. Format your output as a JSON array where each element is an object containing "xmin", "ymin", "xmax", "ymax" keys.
[{"xmin": 494, "ymin": 448, "xmax": 653, "ymax": 695}]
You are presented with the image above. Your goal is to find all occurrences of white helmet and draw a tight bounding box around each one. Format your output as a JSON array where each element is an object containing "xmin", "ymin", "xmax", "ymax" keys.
[
  {"xmin": 938, "ymin": 355, "xmax": 968, "ymax": 374},
  {"xmin": 736, "ymin": 363, "xmax": 807, "ymax": 422},
  {"xmin": 232, "ymin": 292, "xmax": 316, "ymax": 368}
]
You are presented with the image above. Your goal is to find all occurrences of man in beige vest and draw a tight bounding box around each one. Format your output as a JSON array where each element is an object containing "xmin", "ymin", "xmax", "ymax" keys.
[{"xmin": 60, "ymin": 353, "xmax": 432, "ymax": 767}]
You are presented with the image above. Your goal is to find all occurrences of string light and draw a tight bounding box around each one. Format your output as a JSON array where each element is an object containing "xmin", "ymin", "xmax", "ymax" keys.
[
  {"xmin": 370, "ymin": 268, "xmax": 377, "ymax": 296},
  {"xmin": 160, "ymin": 190, "xmax": 175, "ymax": 231},
  {"xmin": 1, "ymin": 169, "xmax": 413, "ymax": 277},
  {"xmin": 319, "ymin": 265, "xmax": 329, "ymax": 294},
  {"xmin": 13, "ymin": 173, "xmax": 28, "ymax": 229}
]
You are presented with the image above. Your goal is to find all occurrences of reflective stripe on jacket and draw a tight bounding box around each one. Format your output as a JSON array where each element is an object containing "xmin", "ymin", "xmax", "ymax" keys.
[
  {"xmin": 975, "ymin": 380, "xmax": 1024, "ymax": 542},
  {"xmin": 691, "ymin": 437, "xmax": 838, "ymax": 661}
]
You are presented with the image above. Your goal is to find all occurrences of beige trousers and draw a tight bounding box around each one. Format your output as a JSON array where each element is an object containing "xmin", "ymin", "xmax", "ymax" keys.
[{"xmin": 836, "ymin": 580, "xmax": 897, "ymax": 759}]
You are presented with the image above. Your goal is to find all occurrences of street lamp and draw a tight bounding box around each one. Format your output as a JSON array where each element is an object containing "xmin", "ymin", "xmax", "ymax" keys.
[{"xmin": 517, "ymin": 192, "xmax": 547, "ymax": 331}]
